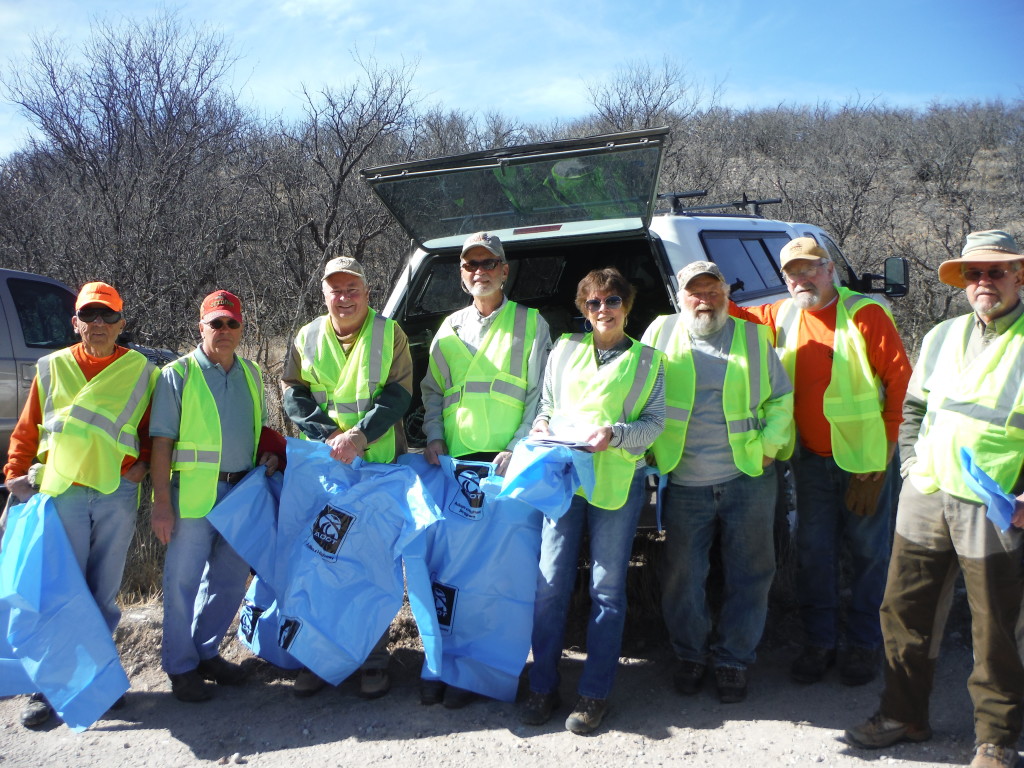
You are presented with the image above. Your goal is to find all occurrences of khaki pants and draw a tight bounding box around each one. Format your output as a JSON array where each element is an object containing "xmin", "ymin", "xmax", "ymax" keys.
[{"xmin": 879, "ymin": 481, "xmax": 1024, "ymax": 747}]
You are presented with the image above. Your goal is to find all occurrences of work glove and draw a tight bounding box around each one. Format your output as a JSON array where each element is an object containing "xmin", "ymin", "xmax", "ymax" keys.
[{"xmin": 844, "ymin": 473, "xmax": 887, "ymax": 517}]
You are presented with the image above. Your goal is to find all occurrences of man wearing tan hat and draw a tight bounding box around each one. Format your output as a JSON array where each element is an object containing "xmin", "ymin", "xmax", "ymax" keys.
[
  {"xmin": 150, "ymin": 290, "xmax": 284, "ymax": 704},
  {"xmin": 281, "ymin": 256, "xmax": 413, "ymax": 699},
  {"xmin": 847, "ymin": 230, "xmax": 1024, "ymax": 768},
  {"xmin": 731, "ymin": 236, "xmax": 911, "ymax": 688},
  {"xmin": 419, "ymin": 231, "xmax": 550, "ymax": 707},
  {"xmin": 4, "ymin": 281, "xmax": 158, "ymax": 727},
  {"xmin": 643, "ymin": 262, "xmax": 793, "ymax": 704}
]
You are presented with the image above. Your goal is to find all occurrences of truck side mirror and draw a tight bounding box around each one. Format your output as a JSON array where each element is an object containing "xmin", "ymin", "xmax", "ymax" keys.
[{"xmin": 883, "ymin": 257, "xmax": 909, "ymax": 298}]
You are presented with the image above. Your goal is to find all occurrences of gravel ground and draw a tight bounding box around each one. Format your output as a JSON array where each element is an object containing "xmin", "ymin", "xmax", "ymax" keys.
[{"xmin": 0, "ymin": 600, "xmax": 988, "ymax": 768}]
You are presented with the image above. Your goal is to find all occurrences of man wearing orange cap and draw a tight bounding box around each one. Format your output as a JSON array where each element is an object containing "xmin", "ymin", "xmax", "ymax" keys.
[
  {"xmin": 731, "ymin": 237, "xmax": 911, "ymax": 688},
  {"xmin": 4, "ymin": 281, "xmax": 158, "ymax": 728},
  {"xmin": 847, "ymin": 231, "xmax": 1024, "ymax": 768},
  {"xmin": 149, "ymin": 290, "xmax": 284, "ymax": 704}
]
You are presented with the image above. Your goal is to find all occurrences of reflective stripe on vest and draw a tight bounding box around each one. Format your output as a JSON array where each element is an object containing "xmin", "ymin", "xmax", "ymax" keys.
[
  {"xmin": 550, "ymin": 333, "xmax": 662, "ymax": 509},
  {"xmin": 645, "ymin": 315, "xmax": 776, "ymax": 476},
  {"xmin": 296, "ymin": 310, "xmax": 397, "ymax": 462},
  {"xmin": 775, "ymin": 287, "xmax": 889, "ymax": 472},
  {"xmin": 909, "ymin": 312, "xmax": 1024, "ymax": 501},
  {"xmin": 170, "ymin": 353, "xmax": 263, "ymax": 518},
  {"xmin": 36, "ymin": 348, "xmax": 156, "ymax": 495},
  {"xmin": 429, "ymin": 301, "xmax": 537, "ymax": 456}
]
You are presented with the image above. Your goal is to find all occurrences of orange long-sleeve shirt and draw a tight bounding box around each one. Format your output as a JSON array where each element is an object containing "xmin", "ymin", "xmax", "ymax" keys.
[
  {"xmin": 730, "ymin": 297, "xmax": 911, "ymax": 458},
  {"xmin": 4, "ymin": 344, "xmax": 153, "ymax": 483}
]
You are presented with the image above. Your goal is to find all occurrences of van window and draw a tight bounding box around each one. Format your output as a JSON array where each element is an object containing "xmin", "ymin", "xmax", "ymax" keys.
[
  {"xmin": 700, "ymin": 231, "xmax": 789, "ymax": 299},
  {"xmin": 8, "ymin": 278, "xmax": 76, "ymax": 349}
]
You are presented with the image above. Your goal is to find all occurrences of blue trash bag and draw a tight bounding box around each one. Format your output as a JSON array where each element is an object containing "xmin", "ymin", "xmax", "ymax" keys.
[
  {"xmin": 207, "ymin": 468, "xmax": 285, "ymax": 586},
  {"xmin": 274, "ymin": 438, "xmax": 441, "ymax": 685},
  {"xmin": 497, "ymin": 440, "xmax": 596, "ymax": 520},
  {"xmin": 0, "ymin": 494, "xmax": 128, "ymax": 730},
  {"xmin": 399, "ymin": 453, "xmax": 546, "ymax": 702},
  {"xmin": 960, "ymin": 447, "xmax": 1016, "ymax": 532},
  {"xmin": 237, "ymin": 576, "xmax": 302, "ymax": 670}
]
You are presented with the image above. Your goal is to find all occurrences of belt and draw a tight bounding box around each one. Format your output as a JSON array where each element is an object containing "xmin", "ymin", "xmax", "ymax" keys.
[{"xmin": 218, "ymin": 470, "xmax": 247, "ymax": 485}]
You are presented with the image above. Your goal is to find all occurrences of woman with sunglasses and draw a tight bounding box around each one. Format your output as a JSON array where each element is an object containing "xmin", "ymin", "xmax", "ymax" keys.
[
  {"xmin": 4, "ymin": 281, "xmax": 158, "ymax": 728},
  {"xmin": 521, "ymin": 267, "xmax": 665, "ymax": 735}
]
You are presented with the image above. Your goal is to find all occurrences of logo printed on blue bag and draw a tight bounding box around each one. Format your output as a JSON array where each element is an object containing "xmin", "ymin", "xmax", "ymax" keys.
[
  {"xmin": 449, "ymin": 463, "xmax": 490, "ymax": 520},
  {"xmin": 306, "ymin": 504, "xmax": 356, "ymax": 561},
  {"xmin": 432, "ymin": 581, "xmax": 458, "ymax": 630},
  {"xmin": 239, "ymin": 603, "xmax": 263, "ymax": 644},
  {"xmin": 279, "ymin": 616, "xmax": 302, "ymax": 650}
]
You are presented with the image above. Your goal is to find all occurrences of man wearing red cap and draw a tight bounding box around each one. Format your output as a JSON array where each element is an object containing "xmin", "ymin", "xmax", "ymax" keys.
[
  {"xmin": 4, "ymin": 281, "xmax": 158, "ymax": 728},
  {"xmin": 847, "ymin": 230, "xmax": 1024, "ymax": 768},
  {"xmin": 149, "ymin": 290, "xmax": 284, "ymax": 703}
]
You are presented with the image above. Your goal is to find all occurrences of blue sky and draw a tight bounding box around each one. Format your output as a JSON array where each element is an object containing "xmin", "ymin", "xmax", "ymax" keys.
[{"xmin": 0, "ymin": 0, "xmax": 1021, "ymax": 158}]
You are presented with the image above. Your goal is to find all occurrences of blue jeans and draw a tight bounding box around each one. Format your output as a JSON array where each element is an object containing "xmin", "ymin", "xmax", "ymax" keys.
[
  {"xmin": 793, "ymin": 446, "xmax": 896, "ymax": 650},
  {"xmin": 161, "ymin": 480, "xmax": 250, "ymax": 675},
  {"xmin": 660, "ymin": 466, "xmax": 777, "ymax": 668},
  {"xmin": 51, "ymin": 475, "xmax": 140, "ymax": 634},
  {"xmin": 529, "ymin": 467, "xmax": 645, "ymax": 700}
]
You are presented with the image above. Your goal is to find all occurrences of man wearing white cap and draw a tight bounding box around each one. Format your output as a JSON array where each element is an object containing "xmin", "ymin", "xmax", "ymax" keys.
[
  {"xmin": 732, "ymin": 236, "xmax": 912, "ymax": 687},
  {"xmin": 282, "ymin": 256, "xmax": 413, "ymax": 699},
  {"xmin": 419, "ymin": 231, "xmax": 551, "ymax": 706},
  {"xmin": 847, "ymin": 230, "xmax": 1024, "ymax": 768},
  {"xmin": 644, "ymin": 262, "xmax": 793, "ymax": 704}
]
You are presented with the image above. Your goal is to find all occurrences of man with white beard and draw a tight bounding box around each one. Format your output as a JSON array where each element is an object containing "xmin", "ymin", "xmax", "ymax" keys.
[
  {"xmin": 731, "ymin": 238, "xmax": 911, "ymax": 689},
  {"xmin": 643, "ymin": 262, "xmax": 793, "ymax": 703}
]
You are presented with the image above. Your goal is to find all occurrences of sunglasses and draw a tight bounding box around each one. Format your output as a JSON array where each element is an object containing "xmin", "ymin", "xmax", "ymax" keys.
[
  {"xmin": 205, "ymin": 318, "xmax": 241, "ymax": 330},
  {"xmin": 461, "ymin": 258, "xmax": 503, "ymax": 272},
  {"xmin": 584, "ymin": 296, "xmax": 623, "ymax": 312},
  {"xmin": 782, "ymin": 263, "xmax": 827, "ymax": 282},
  {"xmin": 76, "ymin": 308, "xmax": 122, "ymax": 324},
  {"xmin": 962, "ymin": 267, "xmax": 1012, "ymax": 283}
]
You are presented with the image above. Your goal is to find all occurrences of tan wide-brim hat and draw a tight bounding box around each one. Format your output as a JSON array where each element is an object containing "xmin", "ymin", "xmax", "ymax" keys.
[{"xmin": 938, "ymin": 230, "xmax": 1022, "ymax": 288}]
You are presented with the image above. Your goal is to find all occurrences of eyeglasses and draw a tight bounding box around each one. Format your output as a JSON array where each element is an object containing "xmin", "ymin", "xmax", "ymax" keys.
[
  {"xmin": 782, "ymin": 262, "xmax": 827, "ymax": 282},
  {"xmin": 584, "ymin": 296, "xmax": 623, "ymax": 312},
  {"xmin": 205, "ymin": 318, "xmax": 241, "ymax": 330},
  {"xmin": 461, "ymin": 258, "xmax": 503, "ymax": 272},
  {"xmin": 326, "ymin": 287, "xmax": 363, "ymax": 298},
  {"xmin": 962, "ymin": 267, "xmax": 1013, "ymax": 283},
  {"xmin": 76, "ymin": 308, "xmax": 122, "ymax": 324}
]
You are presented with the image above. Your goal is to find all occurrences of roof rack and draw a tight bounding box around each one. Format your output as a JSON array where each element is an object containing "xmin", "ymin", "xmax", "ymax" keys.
[{"xmin": 657, "ymin": 191, "xmax": 782, "ymax": 218}]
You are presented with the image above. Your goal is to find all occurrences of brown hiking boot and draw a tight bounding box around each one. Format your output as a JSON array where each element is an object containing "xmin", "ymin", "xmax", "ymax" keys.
[
  {"xmin": 970, "ymin": 743, "xmax": 1021, "ymax": 768},
  {"xmin": 565, "ymin": 696, "xmax": 609, "ymax": 735},
  {"xmin": 844, "ymin": 711, "xmax": 932, "ymax": 749},
  {"xmin": 169, "ymin": 670, "xmax": 212, "ymax": 703}
]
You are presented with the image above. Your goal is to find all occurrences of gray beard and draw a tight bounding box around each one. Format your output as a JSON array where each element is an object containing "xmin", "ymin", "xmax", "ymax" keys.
[{"xmin": 682, "ymin": 304, "xmax": 728, "ymax": 337}]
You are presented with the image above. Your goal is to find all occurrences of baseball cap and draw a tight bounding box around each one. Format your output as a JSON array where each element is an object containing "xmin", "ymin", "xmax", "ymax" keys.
[
  {"xmin": 323, "ymin": 256, "xmax": 365, "ymax": 281},
  {"xmin": 779, "ymin": 237, "xmax": 829, "ymax": 270},
  {"xmin": 76, "ymin": 281, "xmax": 123, "ymax": 311},
  {"xmin": 677, "ymin": 261, "xmax": 726, "ymax": 288},
  {"xmin": 201, "ymin": 290, "xmax": 243, "ymax": 323},
  {"xmin": 461, "ymin": 232, "xmax": 506, "ymax": 261}
]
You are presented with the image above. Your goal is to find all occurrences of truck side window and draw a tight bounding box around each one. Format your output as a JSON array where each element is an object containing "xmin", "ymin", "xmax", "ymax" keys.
[
  {"xmin": 700, "ymin": 231, "xmax": 789, "ymax": 298},
  {"xmin": 8, "ymin": 277, "xmax": 76, "ymax": 349}
]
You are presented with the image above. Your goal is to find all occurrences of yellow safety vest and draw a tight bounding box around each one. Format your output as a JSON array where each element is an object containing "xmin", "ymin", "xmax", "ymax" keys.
[
  {"xmin": 428, "ymin": 301, "xmax": 539, "ymax": 456},
  {"xmin": 169, "ymin": 353, "xmax": 262, "ymax": 519},
  {"xmin": 909, "ymin": 311, "xmax": 1024, "ymax": 501},
  {"xmin": 36, "ymin": 347, "xmax": 156, "ymax": 495},
  {"xmin": 295, "ymin": 309, "xmax": 397, "ymax": 463},
  {"xmin": 549, "ymin": 333, "xmax": 663, "ymax": 510},
  {"xmin": 775, "ymin": 286, "xmax": 890, "ymax": 472},
  {"xmin": 643, "ymin": 315, "xmax": 788, "ymax": 477}
]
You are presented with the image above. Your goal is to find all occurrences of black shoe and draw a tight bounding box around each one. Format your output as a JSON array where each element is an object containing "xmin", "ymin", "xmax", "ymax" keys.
[
  {"xmin": 419, "ymin": 679, "xmax": 446, "ymax": 705},
  {"xmin": 20, "ymin": 693, "xmax": 53, "ymax": 728},
  {"xmin": 443, "ymin": 685, "xmax": 478, "ymax": 709},
  {"xmin": 672, "ymin": 660, "xmax": 707, "ymax": 696},
  {"xmin": 169, "ymin": 670, "xmax": 212, "ymax": 703},
  {"xmin": 565, "ymin": 696, "xmax": 609, "ymax": 735},
  {"xmin": 715, "ymin": 665, "xmax": 747, "ymax": 704},
  {"xmin": 197, "ymin": 655, "xmax": 246, "ymax": 686},
  {"xmin": 790, "ymin": 645, "xmax": 836, "ymax": 684},
  {"xmin": 840, "ymin": 646, "xmax": 882, "ymax": 687},
  {"xmin": 520, "ymin": 690, "xmax": 561, "ymax": 726}
]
